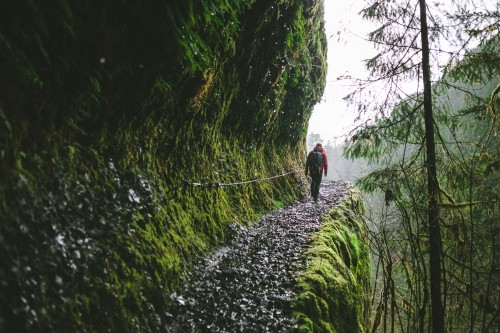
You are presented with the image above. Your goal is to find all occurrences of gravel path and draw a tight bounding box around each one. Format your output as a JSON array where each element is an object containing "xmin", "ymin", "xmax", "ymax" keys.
[{"xmin": 164, "ymin": 180, "xmax": 348, "ymax": 332}]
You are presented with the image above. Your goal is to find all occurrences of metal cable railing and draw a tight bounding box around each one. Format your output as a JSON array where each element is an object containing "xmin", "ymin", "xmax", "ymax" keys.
[{"xmin": 182, "ymin": 169, "xmax": 303, "ymax": 189}]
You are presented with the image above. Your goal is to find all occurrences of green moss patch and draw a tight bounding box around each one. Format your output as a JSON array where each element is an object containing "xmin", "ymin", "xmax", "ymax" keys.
[
  {"xmin": 0, "ymin": 0, "xmax": 327, "ymax": 331},
  {"xmin": 292, "ymin": 185, "xmax": 371, "ymax": 333}
]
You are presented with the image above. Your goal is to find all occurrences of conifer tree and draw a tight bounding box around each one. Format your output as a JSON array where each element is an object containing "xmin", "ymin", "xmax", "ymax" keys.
[
  {"xmin": 342, "ymin": 0, "xmax": 499, "ymax": 332},
  {"xmin": 418, "ymin": 1, "xmax": 444, "ymax": 331}
]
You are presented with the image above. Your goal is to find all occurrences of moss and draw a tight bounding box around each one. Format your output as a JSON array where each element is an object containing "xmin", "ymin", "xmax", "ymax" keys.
[
  {"xmin": 291, "ymin": 184, "xmax": 371, "ymax": 333},
  {"xmin": 0, "ymin": 0, "xmax": 327, "ymax": 331}
]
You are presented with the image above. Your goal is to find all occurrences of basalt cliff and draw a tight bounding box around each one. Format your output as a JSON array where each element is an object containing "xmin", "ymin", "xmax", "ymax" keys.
[{"xmin": 0, "ymin": 1, "xmax": 370, "ymax": 332}]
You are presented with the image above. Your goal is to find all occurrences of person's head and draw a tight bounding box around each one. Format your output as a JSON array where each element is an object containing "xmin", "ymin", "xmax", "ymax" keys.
[{"xmin": 316, "ymin": 143, "xmax": 322, "ymax": 148}]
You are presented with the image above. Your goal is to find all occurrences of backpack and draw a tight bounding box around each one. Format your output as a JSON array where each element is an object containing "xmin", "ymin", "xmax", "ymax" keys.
[{"xmin": 309, "ymin": 151, "xmax": 323, "ymax": 174}]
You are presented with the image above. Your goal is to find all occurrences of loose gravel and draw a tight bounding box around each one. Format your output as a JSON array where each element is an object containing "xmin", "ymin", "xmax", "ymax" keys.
[{"xmin": 164, "ymin": 180, "xmax": 348, "ymax": 332}]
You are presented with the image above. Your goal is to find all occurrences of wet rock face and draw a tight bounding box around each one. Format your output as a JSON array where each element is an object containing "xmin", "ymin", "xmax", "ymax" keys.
[{"xmin": 165, "ymin": 180, "xmax": 348, "ymax": 332}]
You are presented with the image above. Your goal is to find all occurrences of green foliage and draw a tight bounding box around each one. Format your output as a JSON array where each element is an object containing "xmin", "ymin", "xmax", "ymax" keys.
[
  {"xmin": 292, "ymin": 185, "xmax": 371, "ymax": 333},
  {"xmin": 343, "ymin": 0, "xmax": 499, "ymax": 330},
  {"xmin": 344, "ymin": 49, "xmax": 499, "ymax": 333}
]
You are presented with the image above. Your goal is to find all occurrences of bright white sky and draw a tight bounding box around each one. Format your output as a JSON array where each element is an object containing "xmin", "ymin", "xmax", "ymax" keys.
[
  {"xmin": 307, "ymin": 0, "xmax": 376, "ymax": 145},
  {"xmin": 308, "ymin": 0, "xmax": 498, "ymax": 145}
]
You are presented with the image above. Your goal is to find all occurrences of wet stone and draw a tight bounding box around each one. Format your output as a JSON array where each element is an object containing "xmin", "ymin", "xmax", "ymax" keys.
[{"xmin": 164, "ymin": 180, "xmax": 348, "ymax": 332}]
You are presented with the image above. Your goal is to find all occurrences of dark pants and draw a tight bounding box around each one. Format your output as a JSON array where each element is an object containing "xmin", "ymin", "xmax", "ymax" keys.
[{"xmin": 310, "ymin": 170, "xmax": 322, "ymax": 201}]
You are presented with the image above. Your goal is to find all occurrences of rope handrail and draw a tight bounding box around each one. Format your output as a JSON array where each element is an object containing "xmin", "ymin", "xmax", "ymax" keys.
[{"xmin": 183, "ymin": 168, "xmax": 303, "ymax": 188}]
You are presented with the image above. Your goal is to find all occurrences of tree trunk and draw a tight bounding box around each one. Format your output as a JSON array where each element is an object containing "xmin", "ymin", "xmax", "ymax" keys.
[{"xmin": 418, "ymin": 0, "xmax": 445, "ymax": 332}]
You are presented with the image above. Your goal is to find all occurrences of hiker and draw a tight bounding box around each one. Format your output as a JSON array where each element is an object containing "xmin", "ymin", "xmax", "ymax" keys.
[{"xmin": 305, "ymin": 143, "xmax": 328, "ymax": 201}]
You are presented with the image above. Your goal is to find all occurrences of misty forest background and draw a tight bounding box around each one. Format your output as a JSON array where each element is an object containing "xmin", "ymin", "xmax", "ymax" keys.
[
  {"xmin": 307, "ymin": 1, "xmax": 499, "ymax": 330},
  {"xmin": 308, "ymin": 69, "xmax": 498, "ymax": 332}
]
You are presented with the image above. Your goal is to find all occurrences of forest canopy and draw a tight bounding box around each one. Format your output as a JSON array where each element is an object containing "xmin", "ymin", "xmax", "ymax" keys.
[{"xmin": 340, "ymin": 0, "xmax": 499, "ymax": 331}]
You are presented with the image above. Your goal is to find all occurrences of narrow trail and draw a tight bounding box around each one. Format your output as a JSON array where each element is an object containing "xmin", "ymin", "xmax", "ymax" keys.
[{"xmin": 165, "ymin": 180, "xmax": 348, "ymax": 333}]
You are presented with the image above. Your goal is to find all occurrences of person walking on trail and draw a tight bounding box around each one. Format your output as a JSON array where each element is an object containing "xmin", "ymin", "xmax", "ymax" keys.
[{"xmin": 305, "ymin": 143, "xmax": 328, "ymax": 202}]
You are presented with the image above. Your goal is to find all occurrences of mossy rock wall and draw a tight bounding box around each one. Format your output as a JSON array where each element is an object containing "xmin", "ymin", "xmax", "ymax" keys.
[
  {"xmin": 292, "ymin": 184, "xmax": 371, "ymax": 333},
  {"xmin": 0, "ymin": 0, "xmax": 327, "ymax": 332}
]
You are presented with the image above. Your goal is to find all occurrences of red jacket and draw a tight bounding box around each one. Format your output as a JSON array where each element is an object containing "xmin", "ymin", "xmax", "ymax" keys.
[{"xmin": 306, "ymin": 146, "xmax": 328, "ymax": 176}]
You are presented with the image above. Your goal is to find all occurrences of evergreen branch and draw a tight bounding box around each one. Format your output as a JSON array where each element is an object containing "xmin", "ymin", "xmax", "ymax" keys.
[
  {"xmin": 438, "ymin": 201, "xmax": 496, "ymax": 209},
  {"xmin": 444, "ymin": 253, "xmax": 496, "ymax": 277}
]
